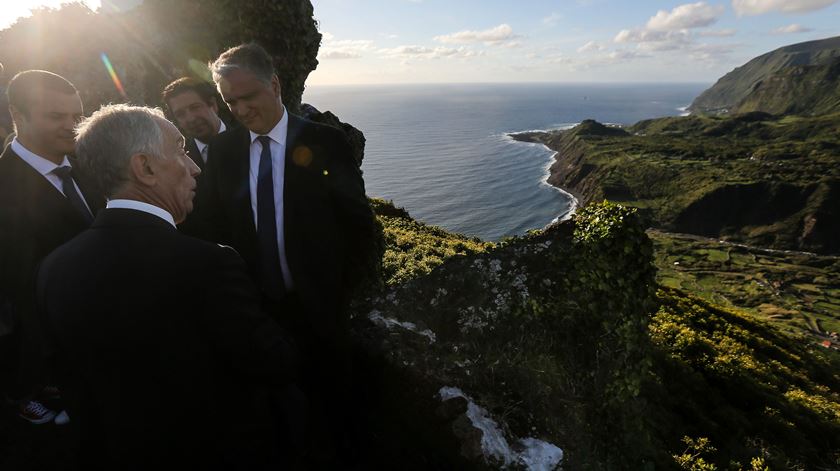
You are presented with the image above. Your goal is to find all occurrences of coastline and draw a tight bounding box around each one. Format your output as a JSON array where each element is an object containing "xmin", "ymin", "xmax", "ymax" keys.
[{"xmin": 505, "ymin": 128, "xmax": 581, "ymax": 224}]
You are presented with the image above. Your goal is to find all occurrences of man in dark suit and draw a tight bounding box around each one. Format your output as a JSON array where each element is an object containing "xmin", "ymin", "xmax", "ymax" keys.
[
  {"xmin": 0, "ymin": 70, "xmax": 103, "ymax": 424},
  {"xmin": 162, "ymin": 77, "xmax": 229, "ymax": 172},
  {"xmin": 37, "ymin": 104, "xmax": 300, "ymax": 470},
  {"xmin": 192, "ymin": 43, "xmax": 378, "ymax": 462}
]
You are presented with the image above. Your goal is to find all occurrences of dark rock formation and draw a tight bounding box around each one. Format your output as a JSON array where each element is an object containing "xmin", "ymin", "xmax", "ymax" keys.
[{"xmin": 300, "ymin": 104, "xmax": 367, "ymax": 168}]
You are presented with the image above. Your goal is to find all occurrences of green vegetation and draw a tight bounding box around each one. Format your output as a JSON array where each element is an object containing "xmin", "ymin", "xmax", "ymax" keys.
[
  {"xmin": 689, "ymin": 35, "xmax": 840, "ymax": 115},
  {"xmin": 368, "ymin": 201, "xmax": 840, "ymax": 468},
  {"xmin": 649, "ymin": 287, "xmax": 840, "ymax": 469},
  {"xmin": 650, "ymin": 230, "xmax": 840, "ymax": 340},
  {"xmin": 370, "ymin": 198, "xmax": 493, "ymax": 285},
  {"xmin": 521, "ymin": 111, "xmax": 840, "ymax": 254}
]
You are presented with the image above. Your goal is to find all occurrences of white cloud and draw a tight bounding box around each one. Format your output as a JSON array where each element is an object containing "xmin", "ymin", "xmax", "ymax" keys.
[
  {"xmin": 379, "ymin": 45, "xmax": 482, "ymax": 59},
  {"xmin": 611, "ymin": 2, "xmax": 734, "ymax": 60},
  {"xmin": 434, "ymin": 24, "xmax": 519, "ymax": 45},
  {"xmin": 319, "ymin": 35, "xmax": 375, "ymax": 60},
  {"xmin": 577, "ymin": 41, "xmax": 606, "ymax": 53},
  {"xmin": 732, "ymin": 0, "xmax": 838, "ymax": 15},
  {"xmin": 320, "ymin": 50, "xmax": 363, "ymax": 60},
  {"xmin": 646, "ymin": 2, "xmax": 725, "ymax": 31},
  {"xmin": 698, "ymin": 28, "xmax": 738, "ymax": 37},
  {"xmin": 772, "ymin": 23, "xmax": 815, "ymax": 33},
  {"xmin": 542, "ymin": 12, "xmax": 564, "ymax": 26}
]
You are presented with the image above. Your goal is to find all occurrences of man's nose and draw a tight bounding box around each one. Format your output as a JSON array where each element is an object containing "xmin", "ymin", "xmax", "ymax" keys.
[{"xmin": 188, "ymin": 156, "xmax": 201, "ymax": 177}]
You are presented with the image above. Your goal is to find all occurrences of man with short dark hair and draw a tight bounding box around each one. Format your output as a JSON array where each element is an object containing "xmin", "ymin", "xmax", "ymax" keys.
[
  {"xmin": 193, "ymin": 42, "xmax": 378, "ymax": 464},
  {"xmin": 0, "ymin": 70, "xmax": 103, "ymax": 425},
  {"xmin": 37, "ymin": 104, "xmax": 299, "ymax": 470},
  {"xmin": 162, "ymin": 77, "xmax": 227, "ymax": 171}
]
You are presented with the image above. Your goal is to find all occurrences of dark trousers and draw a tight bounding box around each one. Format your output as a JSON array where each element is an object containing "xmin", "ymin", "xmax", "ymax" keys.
[{"xmin": 262, "ymin": 293, "xmax": 355, "ymax": 468}]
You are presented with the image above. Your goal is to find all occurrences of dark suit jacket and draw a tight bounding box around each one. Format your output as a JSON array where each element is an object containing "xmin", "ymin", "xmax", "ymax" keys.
[
  {"xmin": 37, "ymin": 208, "xmax": 299, "ymax": 470},
  {"xmin": 185, "ymin": 136, "xmax": 204, "ymax": 171},
  {"xmin": 187, "ymin": 113, "xmax": 377, "ymax": 350},
  {"xmin": 0, "ymin": 145, "xmax": 103, "ymax": 392},
  {"xmin": 185, "ymin": 119, "xmax": 239, "ymax": 173}
]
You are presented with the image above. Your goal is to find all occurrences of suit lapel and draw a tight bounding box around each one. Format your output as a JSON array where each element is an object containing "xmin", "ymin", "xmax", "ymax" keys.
[
  {"xmin": 283, "ymin": 115, "xmax": 312, "ymax": 277},
  {"xmin": 231, "ymin": 127, "xmax": 256, "ymax": 238},
  {"xmin": 4, "ymin": 148, "xmax": 89, "ymax": 228},
  {"xmin": 186, "ymin": 138, "xmax": 205, "ymax": 172}
]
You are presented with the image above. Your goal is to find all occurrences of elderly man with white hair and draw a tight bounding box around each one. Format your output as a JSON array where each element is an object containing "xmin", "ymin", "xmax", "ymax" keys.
[{"xmin": 36, "ymin": 104, "xmax": 300, "ymax": 470}]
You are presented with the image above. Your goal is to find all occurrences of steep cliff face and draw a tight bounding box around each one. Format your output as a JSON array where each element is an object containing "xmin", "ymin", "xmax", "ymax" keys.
[{"xmin": 689, "ymin": 35, "xmax": 840, "ymax": 115}]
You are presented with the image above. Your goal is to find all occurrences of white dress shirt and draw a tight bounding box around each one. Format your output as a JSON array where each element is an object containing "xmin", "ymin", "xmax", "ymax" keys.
[
  {"xmin": 12, "ymin": 138, "xmax": 92, "ymax": 213},
  {"xmin": 106, "ymin": 199, "xmax": 176, "ymax": 228},
  {"xmin": 194, "ymin": 120, "xmax": 227, "ymax": 164},
  {"xmin": 249, "ymin": 108, "xmax": 294, "ymax": 288}
]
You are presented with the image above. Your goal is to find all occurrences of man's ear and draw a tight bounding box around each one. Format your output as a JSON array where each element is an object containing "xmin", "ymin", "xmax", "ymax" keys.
[
  {"xmin": 271, "ymin": 75, "xmax": 282, "ymax": 98},
  {"xmin": 209, "ymin": 99, "xmax": 219, "ymax": 115},
  {"xmin": 128, "ymin": 153, "xmax": 156, "ymax": 186},
  {"xmin": 9, "ymin": 105, "xmax": 26, "ymax": 128}
]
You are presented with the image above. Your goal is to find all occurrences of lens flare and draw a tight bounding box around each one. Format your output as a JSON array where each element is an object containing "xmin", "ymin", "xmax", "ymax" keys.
[{"xmin": 100, "ymin": 52, "xmax": 127, "ymax": 99}]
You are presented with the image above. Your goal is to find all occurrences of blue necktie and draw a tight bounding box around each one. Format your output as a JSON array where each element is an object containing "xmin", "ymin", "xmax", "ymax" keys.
[
  {"xmin": 256, "ymin": 136, "xmax": 285, "ymax": 299},
  {"xmin": 53, "ymin": 166, "xmax": 93, "ymax": 224}
]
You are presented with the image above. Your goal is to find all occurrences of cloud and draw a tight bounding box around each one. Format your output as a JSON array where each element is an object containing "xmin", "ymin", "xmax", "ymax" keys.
[
  {"xmin": 319, "ymin": 34, "xmax": 375, "ymax": 60},
  {"xmin": 697, "ymin": 28, "xmax": 738, "ymax": 37},
  {"xmin": 611, "ymin": 2, "xmax": 735, "ymax": 60},
  {"xmin": 577, "ymin": 41, "xmax": 606, "ymax": 53},
  {"xmin": 379, "ymin": 45, "xmax": 483, "ymax": 59},
  {"xmin": 772, "ymin": 23, "xmax": 815, "ymax": 33},
  {"xmin": 645, "ymin": 2, "xmax": 725, "ymax": 31},
  {"xmin": 320, "ymin": 51, "xmax": 363, "ymax": 60},
  {"xmin": 434, "ymin": 24, "xmax": 519, "ymax": 45},
  {"xmin": 732, "ymin": 0, "xmax": 838, "ymax": 15},
  {"xmin": 542, "ymin": 12, "xmax": 563, "ymax": 26}
]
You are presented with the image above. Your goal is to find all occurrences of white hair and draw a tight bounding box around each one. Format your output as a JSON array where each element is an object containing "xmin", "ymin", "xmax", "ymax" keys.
[{"xmin": 75, "ymin": 104, "xmax": 166, "ymax": 197}]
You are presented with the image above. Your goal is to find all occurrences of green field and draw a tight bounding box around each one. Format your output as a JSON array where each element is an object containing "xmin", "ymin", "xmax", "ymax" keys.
[{"xmin": 651, "ymin": 230, "xmax": 840, "ymax": 341}]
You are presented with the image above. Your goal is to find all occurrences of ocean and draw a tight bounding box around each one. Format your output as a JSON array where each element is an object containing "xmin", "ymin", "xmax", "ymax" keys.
[{"xmin": 303, "ymin": 83, "xmax": 708, "ymax": 241}]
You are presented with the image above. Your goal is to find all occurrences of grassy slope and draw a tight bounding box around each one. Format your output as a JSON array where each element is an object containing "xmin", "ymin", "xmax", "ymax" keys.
[
  {"xmin": 689, "ymin": 35, "xmax": 840, "ymax": 114},
  {"xmin": 372, "ymin": 200, "xmax": 840, "ymax": 469}
]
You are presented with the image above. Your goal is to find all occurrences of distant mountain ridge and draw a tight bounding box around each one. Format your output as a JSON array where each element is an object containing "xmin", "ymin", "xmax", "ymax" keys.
[{"xmin": 690, "ymin": 35, "xmax": 840, "ymax": 115}]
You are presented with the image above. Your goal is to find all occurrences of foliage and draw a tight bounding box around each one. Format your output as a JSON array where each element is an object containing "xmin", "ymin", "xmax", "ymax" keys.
[
  {"xmin": 648, "ymin": 287, "xmax": 840, "ymax": 469},
  {"xmin": 364, "ymin": 200, "xmax": 838, "ymax": 468},
  {"xmin": 0, "ymin": 0, "xmax": 321, "ymax": 113},
  {"xmin": 520, "ymin": 112, "xmax": 840, "ymax": 254},
  {"xmin": 370, "ymin": 198, "xmax": 492, "ymax": 285},
  {"xmin": 650, "ymin": 229, "xmax": 840, "ymax": 340}
]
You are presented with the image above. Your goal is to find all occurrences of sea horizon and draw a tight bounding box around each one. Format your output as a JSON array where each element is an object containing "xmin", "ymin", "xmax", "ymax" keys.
[{"xmin": 304, "ymin": 82, "xmax": 708, "ymax": 241}]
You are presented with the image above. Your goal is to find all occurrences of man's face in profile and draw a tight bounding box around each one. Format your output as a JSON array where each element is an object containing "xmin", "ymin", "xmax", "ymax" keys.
[
  {"xmin": 15, "ymin": 89, "xmax": 83, "ymax": 158},
  {"xmin": 217, "ymin": 68, "xmax": 283, "ymax": 136},
  {"xmin": 167, "ymin": 90, "xmax": 220, "ymax": 143},
  {"xmin": 150, "ymin": 118, "xmax": 200, "ymax": 224}
]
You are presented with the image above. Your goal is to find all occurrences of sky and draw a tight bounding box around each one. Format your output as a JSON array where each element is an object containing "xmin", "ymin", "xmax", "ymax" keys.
[
  {"xmin": 1, "ymin": 1, "xmax": 839, "ymax": 85},
  {"xmin": 308, "ymin": 0, "xmax": 840, "ymax": 85}
]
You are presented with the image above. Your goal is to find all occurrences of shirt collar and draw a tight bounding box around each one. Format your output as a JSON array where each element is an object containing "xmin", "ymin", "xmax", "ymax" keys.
[
  {"xmin": 11, "ymin": 138, "xmax": 71, "ymax": 176},
  {"xmin": 194, "ymin": 119, "xmax": 227, "ymax": 151},
  {"xmin": 106, "ymin": 199, "xmax": 176, "ymax": 228},
  {"xmin": 249, "ymin": 106, "xmax": 288, "ymax": 147}
]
